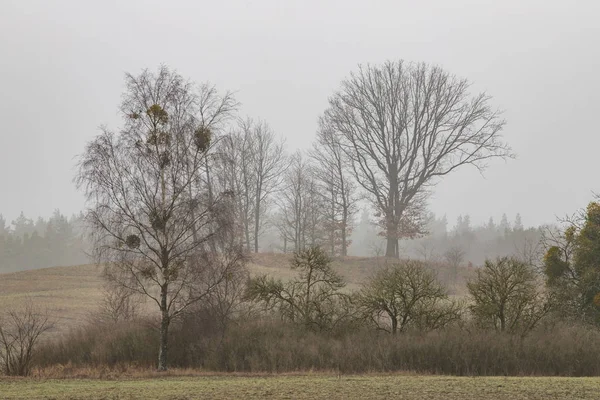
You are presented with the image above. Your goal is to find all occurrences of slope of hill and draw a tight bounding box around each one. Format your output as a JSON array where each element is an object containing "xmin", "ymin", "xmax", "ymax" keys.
[
  {"xmin": 0, "ymin": 264, "xmax": 105, "ymax": 332},
  {"xmin": 0, "ymin": 253, "xmax": 470, "ymax": 334}
]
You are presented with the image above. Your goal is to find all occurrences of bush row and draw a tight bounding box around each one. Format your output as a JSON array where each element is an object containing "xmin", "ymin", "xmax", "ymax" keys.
[{"xmin": 36, "ymin": 316, "xmax": 600, "ymax": 376}]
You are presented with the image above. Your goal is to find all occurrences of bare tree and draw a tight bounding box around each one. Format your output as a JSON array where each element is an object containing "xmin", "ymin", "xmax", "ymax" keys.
[
  {"xmin": 444, "ymin": 245, "xmax": 466, "ymax": 284},
  {"xmin": 467, "ymin": 257, "xmax": 551, "ymax": 336},
  {"xmin": 75, "ymin": 66, "xmax": 243, "ymax": 371},
  {"xmin": 219, "ymin": 118, "xmax": 286, "ymax": 252},
  {"xmin": 98, "ymin": 283, "xmax": 144, "ymax": 324},
  {"xmin": 358, "ymin": 261, "xmax": 462, "ymax": 334},
  {"xmin": 310, "ymin": 119, "xmax": 358, "ymax": 256},
  {"xmin": 249, "ymin": 120, "xmax": 286, "ymax": 253},
  {"xmin": 323, "ymin": 60, "xmax": 512, "ymax": 258},
  {"xmin": 247, "ymin": 246, "xmax": 351, "ymax": 331},
  {"xmin": 275, "ymin": 152, "xmax": 324, "ymax": 252},
  {"xmin": 0, "ymin": 302, "xmax": 53, "ymax": 376},
  {"xmin": 218, "ymin": 122, "xmax": 256, "ymax": 250},
  {"xmin": 414, "ymin": 240, "xmax": 439, "ymax": 262},
  {"xmin": 512, "ymin": 231, "xmax": 544, "ymax": 271}
]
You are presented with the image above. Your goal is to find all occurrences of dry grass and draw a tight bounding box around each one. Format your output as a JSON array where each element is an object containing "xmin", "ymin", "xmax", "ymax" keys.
[
  {"xmin": 246, "ymin": 253, "xmax": 473, "ymax": 293},
  {"xmin": 0, "ymin": 254, "xmax": 472, "ymax": 334},
  {"xmin": 0, "ymin": 265, "xmax": 105, "ymax": 333},
  {"xmin": 0, "ymin": 374, "xmax": 598, "ymax": 399}
]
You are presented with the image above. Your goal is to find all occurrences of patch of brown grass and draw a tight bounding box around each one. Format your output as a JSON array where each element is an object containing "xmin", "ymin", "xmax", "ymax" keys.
[
  {"xmin": 0, "ymin": 254, "xmax": 473, "ymax": 335},
  {"xmin": 0, "ymin": 265, "xmax": 105, "ymax": 333}
]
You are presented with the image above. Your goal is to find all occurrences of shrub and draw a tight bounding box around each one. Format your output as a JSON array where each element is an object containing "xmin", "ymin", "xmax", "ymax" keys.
[
  {"xmin": 467, "ymin": 257, "xmax": 551, "ymax": 335},
  {"xmin": 246, "ymin": 247, "xmax": 354, "ymax": 332},
  {"xmin": 0, "ymin": 302, "xmax": 53, "ymax": 376},
  {"xmin": 36, "ymin": 318, "xmax": 600, "ymax": 376},
  {"xmin": 358, "ymin": 260, "xmax": 463, "ymax": 334}
]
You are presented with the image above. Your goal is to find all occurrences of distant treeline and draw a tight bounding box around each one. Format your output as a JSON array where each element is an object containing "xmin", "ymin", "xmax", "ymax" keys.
[
  {"xmin": 351, "ymin": 210, "xmax": 545, "ymax": 266},
  {"xmin": 0, "ymin": 210, "xmax": 89, "ymax": 272},
  {"xmin": 0, "ymin": 207, "xmax": 544, "ymax": 272}
]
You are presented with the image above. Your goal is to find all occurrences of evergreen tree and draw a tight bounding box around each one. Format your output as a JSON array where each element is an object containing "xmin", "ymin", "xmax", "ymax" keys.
[
  {"xmin": 11, "ymin": 212, "xmax": 34, "ymax": 237},
  {"xmin": 0, "ymin": 214, "xmax": 7, "ymax": 236},
  {"xmin": 514, "ymin": 213, "xmax": 524, "ymax": 231},
  {"xmin": 486, "ymin": 217, "xmax": 496, "ymax": 232},
  {"xmin": 500, "ymin": 213, "xmax": 510, "ymax": 236}
]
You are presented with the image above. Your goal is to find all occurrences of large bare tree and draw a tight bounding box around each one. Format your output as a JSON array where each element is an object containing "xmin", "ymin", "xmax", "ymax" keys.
[
  {"xmin": 323, "ymin": 60, "xmax": 512, "ymax": 258},
  {"xmin": 76, "ymin": 66, "xmax": 243, "ymax": 371},
  {"xmin": 310, "ymin": 119, "xmax": 358, "ymax": 256}
]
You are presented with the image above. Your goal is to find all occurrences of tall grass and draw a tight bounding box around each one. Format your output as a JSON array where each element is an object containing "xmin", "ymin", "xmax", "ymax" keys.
[{"xmin": 35, "ymin": 316, "xmax": 600, "ymax": 377}]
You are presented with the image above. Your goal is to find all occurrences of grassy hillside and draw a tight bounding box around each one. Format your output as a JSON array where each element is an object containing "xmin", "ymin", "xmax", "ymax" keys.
[
  {"xmin": 0, "ymin": 264, "xmax": 105, "ymax": 332},
  {"xmin": 0, "ymin": 253, "xmax": 472, "ymax": 334}
]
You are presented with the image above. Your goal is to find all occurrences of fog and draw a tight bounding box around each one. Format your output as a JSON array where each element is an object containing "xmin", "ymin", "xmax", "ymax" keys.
[{"xmin": 1, "ymin": 0, "xmax": 599, "ymax": 227}]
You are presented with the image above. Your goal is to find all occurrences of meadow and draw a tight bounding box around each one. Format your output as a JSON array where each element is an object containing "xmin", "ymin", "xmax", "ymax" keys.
[
  {"xmin": 2, "ymin": 374, "xmax": 599, "ymax": 400},
  {"xmin": 0, "ymin": 254, "xmax": 470, "ymax": 335}
]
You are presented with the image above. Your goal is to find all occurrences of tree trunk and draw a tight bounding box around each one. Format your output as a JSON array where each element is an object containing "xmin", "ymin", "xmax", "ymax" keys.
[
  {"xmin": 341, "ymin": 225, "xmax": 347, "ymax": 257},
  {"xmin": 205, "ymin": 157, "xmax": 217, "ymax": 254},
  {"xmin": 157, "ymin": 287, "xmax": 170, "ymax": 371},
  {"xmin": 385, "ymin": 236, "xmax": 398, "ymax": 258},
  {"xmin": 254, "ymin": 201, "xmax": 260, "ymax": 253},
  {"xmin": 330, "ymin": 232, "xmax": 335, "ymax": 257},
  {"xmin": 499, "ymin": 306, "xmax": 506, "ymax": 332},
  {"xmin": 244, "ymin": 213, "xmax": 251, "ymax": 252},
  {"xmin": 386, "ymin": 164, "xmax": 400, "ymax": 258},
  {"xmin": 254, "ymin": 179, "xmax": 263, "ymax": 253}
]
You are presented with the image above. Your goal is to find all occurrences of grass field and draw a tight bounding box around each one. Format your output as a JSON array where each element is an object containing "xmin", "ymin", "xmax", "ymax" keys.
[
  {"xmin": 0, "ymin": 255, "xmax": 396, "ymax": 329},
  {"xmin": 0, "ymin": 253, "xmax": 471, "ymax": 335},
  {"xmin": 0, "ymin": 374, "xmax": 597, "ymax": 399},
  {"xmin": 0, "ymin": 264, "xmax": 105, "ymax": 333}
]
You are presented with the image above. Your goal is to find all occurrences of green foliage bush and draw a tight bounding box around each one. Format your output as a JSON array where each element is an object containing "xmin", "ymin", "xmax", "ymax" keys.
[{"xmin": 543, "ymin": 202, "xmax": 600, "ymax": 323}]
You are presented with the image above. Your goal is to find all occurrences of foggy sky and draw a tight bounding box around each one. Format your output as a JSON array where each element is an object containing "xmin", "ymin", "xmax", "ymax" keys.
[{"xmin": 1, "ymin": 0, "xmax": 598, "ymax": 228}]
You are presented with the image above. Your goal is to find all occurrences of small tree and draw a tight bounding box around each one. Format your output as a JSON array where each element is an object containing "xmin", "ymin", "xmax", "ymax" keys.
[
  {"xmin": 358, "ymin": 260, "xmax": 462, "ymax": 334},
  {"xmin": 444, "ymin": 245, "xmax": 466, "ymax": 284},
  {"xmin": 0, "ymin": 303, "xmax": 53, "ymax": 376},
  {"xmin": 98, "ymin": 284, "xmax": 144, "ymax": 324},
  {"xmin": 197, "ymin": 241, "xmax": 250, "ymax": 332},
  {"xmin": 468, "ymin": 257, "xmax": 551, "ymax": 335},
  {"xmin": 246, "ymin": 246, "xmax": 351, "ymax": 331}
]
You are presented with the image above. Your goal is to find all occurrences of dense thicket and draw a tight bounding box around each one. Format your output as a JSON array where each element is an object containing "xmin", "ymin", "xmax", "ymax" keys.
[{"xmin": 36, "ymin": 314, "xmax": 600, "ymax": 376}]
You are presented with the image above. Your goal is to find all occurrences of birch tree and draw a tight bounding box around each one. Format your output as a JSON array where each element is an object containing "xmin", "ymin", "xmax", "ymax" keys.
[{"xmin": 76, "ymin": 66, "xmax": 243, "ymax": 371}]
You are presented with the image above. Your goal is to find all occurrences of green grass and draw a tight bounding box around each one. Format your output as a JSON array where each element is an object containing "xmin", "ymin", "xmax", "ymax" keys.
[{"xmin": 0, "ymin": 375, "xmax": 598, "ymax": 400}]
